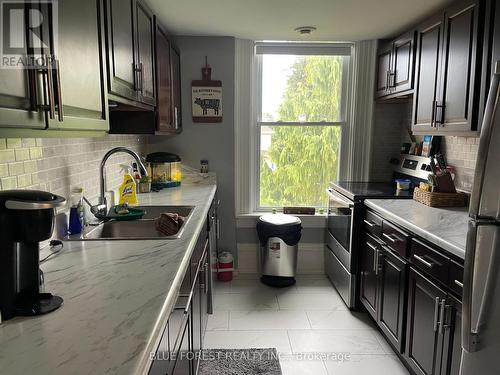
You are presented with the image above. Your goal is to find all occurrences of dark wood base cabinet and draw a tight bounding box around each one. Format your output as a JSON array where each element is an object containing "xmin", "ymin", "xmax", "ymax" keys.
[
  {"xmin": 361, "ymin": 210, "xmax": 463, "ymax": 375},
  {"xmin": 405, "ymin": 269, "xmax": 447, "ymax": 375},
  {"xmin": 149, "ymin": 202, "xmax": 215, "ymax": 375},
  {"xmin": 360, "ymin": 234, "xmax": 407, "ymax": 354}
]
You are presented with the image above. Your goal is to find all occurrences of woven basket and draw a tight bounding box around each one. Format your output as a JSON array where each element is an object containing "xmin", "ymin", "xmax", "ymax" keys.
[{"xmin": 413, "ymin": 187, "xmax": 466, "ymax": 208}]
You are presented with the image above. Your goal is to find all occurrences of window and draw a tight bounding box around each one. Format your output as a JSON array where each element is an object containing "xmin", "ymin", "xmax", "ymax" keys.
[{"xmin": 255, "ymin": 43, "xmax": 351, "ymax": 209}]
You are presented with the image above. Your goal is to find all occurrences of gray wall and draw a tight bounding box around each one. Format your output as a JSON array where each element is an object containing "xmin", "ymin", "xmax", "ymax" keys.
[{"xmin": 148, "ymin": 36, "xmax": 237, "ymax": 254}]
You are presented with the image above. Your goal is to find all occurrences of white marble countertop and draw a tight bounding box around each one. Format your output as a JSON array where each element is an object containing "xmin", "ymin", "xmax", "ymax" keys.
[
  {"xmin": 0, "ymin": 182, "xmax": 217, "ymax": 375},
  {"xmin": 364, "ymin": 199, "xmax": 469, "ymax": 259}
]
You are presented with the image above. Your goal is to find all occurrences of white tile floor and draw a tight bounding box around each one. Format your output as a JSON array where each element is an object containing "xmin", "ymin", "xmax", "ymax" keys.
[{"xmin": 205, "ymin": 274, "xmax": 410, "ymax": 375}]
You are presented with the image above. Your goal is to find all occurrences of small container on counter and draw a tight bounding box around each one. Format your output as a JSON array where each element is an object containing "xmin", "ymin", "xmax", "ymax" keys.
[
  {"xmin": 200, "ymin": 159, "xmax": 209, "ymax": 173},
  {"xmin": 395, "ymin": 179, "xmax": 411, "ymax": 191},
  {"xmin": 68, "ymin": 188, "xmax": 84, "ymax": 234}
]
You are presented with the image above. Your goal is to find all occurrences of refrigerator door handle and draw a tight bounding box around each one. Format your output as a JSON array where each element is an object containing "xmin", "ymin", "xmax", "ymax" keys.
[
  {"xmin": 463, "ymin": 220, "xmax": 500, "ymax": 353},
  {"xmin": 469, "ymin": 62, "xmax": 500, "ymax": 218},
  {"xmin": 463, "ymin": 221, "xmax": 479, "ymax": 352}
]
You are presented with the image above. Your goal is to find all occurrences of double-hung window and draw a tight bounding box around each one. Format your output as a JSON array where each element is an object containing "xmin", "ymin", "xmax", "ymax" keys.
[{"xmin": 255, "ymin": 42, "xmax": 352, "ymax": 210}]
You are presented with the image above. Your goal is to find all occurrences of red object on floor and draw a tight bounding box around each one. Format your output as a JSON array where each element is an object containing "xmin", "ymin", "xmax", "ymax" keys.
[{"xmin": 217, "ymin": 252, "xmax": 233, "ymax": 282}]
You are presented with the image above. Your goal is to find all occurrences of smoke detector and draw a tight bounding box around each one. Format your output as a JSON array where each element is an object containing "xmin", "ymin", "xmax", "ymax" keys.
[{"xmin": 295, "ymin": 26, "xmax": 317, "ymax": 35}]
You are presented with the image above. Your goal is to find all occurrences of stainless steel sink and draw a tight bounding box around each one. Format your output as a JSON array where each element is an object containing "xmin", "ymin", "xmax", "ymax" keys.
[{"xmin": 66, "ymin": 205, "xmax": 194, "ymax": 241}]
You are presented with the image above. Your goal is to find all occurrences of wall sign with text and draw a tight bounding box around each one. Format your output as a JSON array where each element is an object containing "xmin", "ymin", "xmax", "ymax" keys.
[{"xmin": 192, "ymin": 58, "xmax": 222, "ymax": 123}]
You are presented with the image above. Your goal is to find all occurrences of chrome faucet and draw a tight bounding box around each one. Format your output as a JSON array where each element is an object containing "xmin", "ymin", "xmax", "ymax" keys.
[{"xmin": 87, "ymin": 147, "xmax": 148, "ymax": 216}]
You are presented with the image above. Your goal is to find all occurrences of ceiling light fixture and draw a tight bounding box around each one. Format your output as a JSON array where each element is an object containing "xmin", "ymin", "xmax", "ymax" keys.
[{"xmin": 294, "ymin": 26, "xmax": 317, "ymax": 35}]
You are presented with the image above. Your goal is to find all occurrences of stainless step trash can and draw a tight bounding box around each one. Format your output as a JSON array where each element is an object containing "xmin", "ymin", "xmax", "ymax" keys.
[{"xmin": 257, "ymin": 214, "xmax": 302, "ymax": 287}]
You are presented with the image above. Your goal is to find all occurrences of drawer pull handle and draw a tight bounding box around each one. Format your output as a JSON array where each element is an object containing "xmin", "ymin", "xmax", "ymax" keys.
[
  {"xmin": 454, "ymin": 280, "xmax": 463, "ymax": 288},
  {"xmin": 364, "ymin": 219, "xmax": 376, "ymax": 227},
  {"xmin": 414, "ymin": 254, "xmax": 435, "ymax": 268},
  {"xmin": 383, "ymin": 233, "xmax": 403, "ymax": 243}
]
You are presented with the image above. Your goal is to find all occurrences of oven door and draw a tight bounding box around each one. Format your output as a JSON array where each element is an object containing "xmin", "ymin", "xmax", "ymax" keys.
[{"xmin": 326, "ymin": 188, "xmax": 354, "ymax": 272}]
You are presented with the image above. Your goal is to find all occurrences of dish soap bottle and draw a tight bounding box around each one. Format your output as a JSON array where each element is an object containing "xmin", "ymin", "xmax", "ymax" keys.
[{"xmin": 118, "ymin": 164, "xmax": 138, "ymax": 206}]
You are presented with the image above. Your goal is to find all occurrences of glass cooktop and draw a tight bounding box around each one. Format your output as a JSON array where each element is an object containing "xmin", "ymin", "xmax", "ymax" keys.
[{"xmin": 330, "ymin": 181, "xmax": 414, "ymax": 201}]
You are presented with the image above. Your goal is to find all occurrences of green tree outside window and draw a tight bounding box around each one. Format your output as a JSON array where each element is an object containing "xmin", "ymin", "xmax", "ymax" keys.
[{"xmin": 260, "ymin": 56, "xmax": 344, "ymax": 208}]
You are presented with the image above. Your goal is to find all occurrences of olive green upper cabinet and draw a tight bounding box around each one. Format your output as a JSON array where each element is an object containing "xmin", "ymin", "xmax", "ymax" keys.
[
  {"xmin": 0, "ymin": 1, "xmax": 51, "ymax": 129},
  {"xmin": 104, "ymin": 0, "xmax": 155, "ymax": 107},
  {"xmin": 0, "ymin": 0, "xmax": 108, "ymax": 132},
  {"xmin": 375, "ymin": 31, "xmax": 416, "ymax": 99},
  {"xmin": 412, "ymin": 0, "xmax": 482, "ymax": 135},
  {"xmin": 48, "ymin": 0, "xmax": 108, "ymax": 130}
]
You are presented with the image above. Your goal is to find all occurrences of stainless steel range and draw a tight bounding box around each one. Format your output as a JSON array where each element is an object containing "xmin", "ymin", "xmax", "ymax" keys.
[{"xmin": 325, "ymin": 155, "xmax": 432, "ymax": 308}]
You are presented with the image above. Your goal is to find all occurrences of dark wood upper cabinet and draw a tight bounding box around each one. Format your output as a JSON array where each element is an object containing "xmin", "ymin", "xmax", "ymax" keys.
[
  {"xmin": 412, "ymin": 0, "xmax": 482, "ymax": 135},
  {"xmin": 375, "ymin": 31, "xmax": 416, "ymax": 99},
  {"xmin": 104, "ymin": 0, "xmax": 138, "ymax": 102},
  {"xmin": 412, "ymin": 15, "xmax": 444, "ymax": 133},
  {"xmin": 392, "ymin": 31, "xmax": 416, "ymax": 94},
  {"xmin": 154, "ymin": 22, "xmax": 182, "ymax": 134},
  {"xmin": 375, "ymin": 43, "xmax": 393, "ymax": 98},
  {"xmin": 103, "ymin": 0, "xmax": 155, "ymax": 108},
  {"xmin": 439, "ymin": 0, "xmax": 480, "ymax": 133},
  {"xmin": 377, "ymin": 246, "xmax": 408, "ymax": 354},
  {"xmin": 155, "ymin": 25, "xmax": 173, "ymax": 132},
  {"xmin": 135, "ymin": 1, "xmax": 155, "ymax": 105}
]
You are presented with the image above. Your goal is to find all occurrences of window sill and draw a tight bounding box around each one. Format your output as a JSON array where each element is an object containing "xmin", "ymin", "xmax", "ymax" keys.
[{"xmin": 236, "ymin": 213, "xmax": 327, "ymax": 228}]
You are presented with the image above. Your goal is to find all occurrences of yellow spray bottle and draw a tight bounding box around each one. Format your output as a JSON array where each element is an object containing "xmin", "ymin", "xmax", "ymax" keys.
[{"xmin": 118, "ymin": 164, "xmax": 138, "ymax": 206}]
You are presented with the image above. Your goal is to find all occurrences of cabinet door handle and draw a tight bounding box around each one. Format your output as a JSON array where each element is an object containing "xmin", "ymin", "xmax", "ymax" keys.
[
  {"xmin": 184, "ymin": 290, "xmax": 193, "ymax": 315},
  {"xmin": 28, "ymin": 68, "xmax": 38, "ymax": 111},
  {"xmin": 45, "ymin": 55, "xmax": 56, "ymax": 119},
  {"xmin": 139, "ymin": 62, "xmax": 144, "ymax": 93},
  {"xmin": 364, "ymin": 219, "xmax": 376, "ymax": 227},
  {"xmin": 413, "ymin": 254, "xmax": 435, "ymax": 268},
  {"xmin": 433, "ymin": 297, "xmax": 440, "ymax": 332},
  {"xmin": 373, "ymin": 248, "xmax": 378, "ymax": 273},
  {"xmin": 375, "ymin": 249, "xmax": 382, "ymax": 275},
  {"xmin": 438, "ymin": 299, "xmax": 448, "ymax": 334},
  {"xmin": 435, "ymin": 101, "xmax": 445, "ymax": 126},
  {"xmin": 431, "ymin": 100, "xmax": 436, "ymax": 128},
  {"xmin": 386, "ymin": 69, "xmax": 390, "ymax": 90},
  {"xmin": 454, "ymin": 280, "xmax": 463, "ymax": 288},
  {"xmin": 55, "ymin": 58, "xmax": 63, "ymax": 122},
  {"xmin": 389, "ymin": 70, "xmax": 396, "ymax": 89}
]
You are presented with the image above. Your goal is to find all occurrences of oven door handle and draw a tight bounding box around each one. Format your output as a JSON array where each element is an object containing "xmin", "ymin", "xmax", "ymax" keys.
[{"xmin": 326, "ymin": 188, "xmax": 354, "ymax": 208}]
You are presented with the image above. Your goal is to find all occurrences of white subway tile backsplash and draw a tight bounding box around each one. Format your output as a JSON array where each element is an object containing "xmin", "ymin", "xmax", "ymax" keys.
[
  {"xmin": 0, "ymin": 149, "xmax": 15, "ymax": 163},
  {"xmin": 7, "ymin": 138, "xmax": 22, "ymax": 149},
  {"xmin": 15, "ymin": 148, "xmax": 30, "ymax": 161},
  {"xmin": 0, "ymin": 136, "xmax": 147, "ymax": 201}
]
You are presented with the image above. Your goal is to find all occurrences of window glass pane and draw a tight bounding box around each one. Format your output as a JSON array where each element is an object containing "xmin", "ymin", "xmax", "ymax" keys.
[
  {"xmin": 261, "ymin": 54, "xmax": 345, "ymax": 122},
  {"xmin": 260, "ymin": 125, "xmax": 341, "ymax": 207}
]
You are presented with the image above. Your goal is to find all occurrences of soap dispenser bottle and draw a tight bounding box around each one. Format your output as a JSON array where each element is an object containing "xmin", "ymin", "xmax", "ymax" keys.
[{"xmin": 118, "ymin": 164, "xmax": 138, "ymax": 206}]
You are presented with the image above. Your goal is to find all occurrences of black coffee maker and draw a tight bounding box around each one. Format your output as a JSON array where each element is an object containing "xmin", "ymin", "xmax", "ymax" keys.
[{"xmin": 0, "ymin": 190, "xmax": 66, "ymax": 321}]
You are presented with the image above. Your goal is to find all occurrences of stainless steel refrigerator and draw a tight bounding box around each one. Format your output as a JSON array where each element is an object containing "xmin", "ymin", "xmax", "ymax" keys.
[{"xmin": 460, "ymin": 60, "xmax": 500, "ymax": 374}]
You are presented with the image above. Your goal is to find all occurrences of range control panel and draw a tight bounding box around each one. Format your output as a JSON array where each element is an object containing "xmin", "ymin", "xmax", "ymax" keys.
[{"xmin": 395, "ymin": 154, "xmax": 433, "ymax": 180}]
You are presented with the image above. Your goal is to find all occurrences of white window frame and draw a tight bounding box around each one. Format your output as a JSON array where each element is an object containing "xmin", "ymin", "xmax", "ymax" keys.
[{"xmin": 251, "ymin": 43, "xmax": 354, "ymax": 212}]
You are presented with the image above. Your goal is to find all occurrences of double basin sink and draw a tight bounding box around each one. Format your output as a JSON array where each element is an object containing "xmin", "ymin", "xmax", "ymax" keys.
[{"xmin": 66, "ymin": 205, "xmax": 194, "ymax": 241}]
